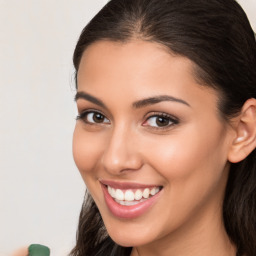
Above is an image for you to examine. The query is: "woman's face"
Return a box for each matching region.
[73,40,234,248]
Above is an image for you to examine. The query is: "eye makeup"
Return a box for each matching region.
[143,112,179,130]
[76,109,110,125]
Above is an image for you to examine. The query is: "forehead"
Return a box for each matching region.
[78,40,196,86]
[77,40,218,112]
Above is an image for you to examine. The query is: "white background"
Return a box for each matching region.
[0,1,255,255]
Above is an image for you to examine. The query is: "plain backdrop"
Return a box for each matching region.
[0,1,255,255]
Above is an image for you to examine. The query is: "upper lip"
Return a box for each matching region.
[99,179,162,189]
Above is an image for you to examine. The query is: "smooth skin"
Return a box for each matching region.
[73,40,256,256]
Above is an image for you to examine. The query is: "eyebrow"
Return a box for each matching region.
[75,91,106,108]
[75,91,190,109]
[132,95,190,108]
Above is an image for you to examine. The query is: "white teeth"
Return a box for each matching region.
[124,190,135,201]
[115,189,124,201]
[111,188,116,198]
[108,186,116,198]
[142,188,150,198]
[134,189,142,200]
[108,186,112,195]
[115,199,142,206]
[107,185,161,204]
[150,187,156,196]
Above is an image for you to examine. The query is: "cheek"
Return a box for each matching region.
[141,125,230,230]
[72,124,104,180]
[147,123,229,186]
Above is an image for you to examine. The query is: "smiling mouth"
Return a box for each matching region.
[100,181,163,218]
[106,185,162,206]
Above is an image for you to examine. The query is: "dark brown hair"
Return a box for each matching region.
[71,0,256,255]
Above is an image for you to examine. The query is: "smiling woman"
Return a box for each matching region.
[70,0,256,256]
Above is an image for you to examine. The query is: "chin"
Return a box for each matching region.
[106,226,156,247]
[111,236,147,247]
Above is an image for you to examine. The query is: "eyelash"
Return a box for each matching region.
[143,112,179,130]
[76,110,179,129]
[76,110,110,125]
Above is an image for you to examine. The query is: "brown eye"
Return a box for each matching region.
[77,111,110,124]
[92,113,105,123]
[87,112,110,124]
[155,116,170,127]
[143,114,178,128]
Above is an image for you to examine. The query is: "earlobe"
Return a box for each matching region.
[228,98,256,163]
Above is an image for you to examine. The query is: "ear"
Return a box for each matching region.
[228,98,256,163]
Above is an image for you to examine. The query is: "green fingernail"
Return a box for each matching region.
[28,244,50,256]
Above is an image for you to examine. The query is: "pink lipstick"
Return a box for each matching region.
[100,181,162,219]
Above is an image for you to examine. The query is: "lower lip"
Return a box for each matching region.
[101,184,162,219]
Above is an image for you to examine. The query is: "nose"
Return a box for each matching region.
[101,125,143,175]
